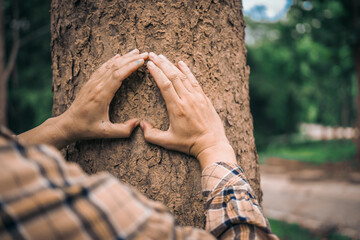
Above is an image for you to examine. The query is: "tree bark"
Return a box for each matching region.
[50,0,260,227]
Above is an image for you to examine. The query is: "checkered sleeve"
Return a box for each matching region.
[0,126,277,239]
[0,134,217,240]
[202,162,279,239]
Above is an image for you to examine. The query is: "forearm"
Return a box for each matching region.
[18,115,73,149]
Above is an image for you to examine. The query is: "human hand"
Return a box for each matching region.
[60,49,149,142]
[141,53,236,169]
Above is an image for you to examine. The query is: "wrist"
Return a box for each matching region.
[196,142,237,170]
[49,114,77,146]
[18,114,76,149]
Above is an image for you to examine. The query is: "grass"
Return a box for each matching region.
[269,219,352,240]
[258,140,356,165]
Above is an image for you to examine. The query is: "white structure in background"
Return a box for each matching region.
[243,0,293,45]
[243,0,288,19]
[300,123,357,140]
[243,0,292,21]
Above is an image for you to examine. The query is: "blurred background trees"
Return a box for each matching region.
[246,0,358,153]
[1,0,52,133]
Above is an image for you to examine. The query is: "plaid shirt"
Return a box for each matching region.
[0,127,278,239]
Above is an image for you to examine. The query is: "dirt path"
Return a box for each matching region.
[260,162,360,238]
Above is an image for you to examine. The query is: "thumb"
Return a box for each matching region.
[106,118,140,138]
[140,120,171,148]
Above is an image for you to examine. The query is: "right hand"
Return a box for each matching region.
[61,49,148,142]
[140,53,236,169]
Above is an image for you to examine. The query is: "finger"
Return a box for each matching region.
[99,54,122,71]
[92,50,142,83]
[113,49,139,66]
[123,48,140,57]
[177,61,204,94]
[147,60,180,104]
[88,54,121,83]
[140,120,172,148]
[97,53,148,101]
[102,49,139,71]
[149,53,189,97]
[114,56,146,79]
[111,51,148,71]
[105,118,140,138]
[104,57,146,97]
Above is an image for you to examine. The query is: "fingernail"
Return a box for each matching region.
[136,59,144,66]
[140,121,144,128]
[149,52,156,59]
[114,54,120,58]
[140,52,148,58]
[135,120,141,125]
[159,54,167,60]
[147,61,155,68]
[130,49,139,54]
[178,60,186,67]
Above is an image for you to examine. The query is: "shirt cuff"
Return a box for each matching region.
[201,162,241,195]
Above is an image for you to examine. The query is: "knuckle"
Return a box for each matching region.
[168,72,178,81]
[144,129,152,140]
[111,61,121,70]
[90,85,106,102]
[179,75,187,82]
[105,61,113,70]
[174,104,186,117]
[191,81,200,88]
[112,70,122,79]
[92,84,103,95]
[162,81,172,91]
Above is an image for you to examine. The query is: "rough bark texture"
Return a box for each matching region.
[51,0,260,227]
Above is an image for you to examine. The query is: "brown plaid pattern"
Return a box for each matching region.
[202,162,279,239]
[0,127,277,239]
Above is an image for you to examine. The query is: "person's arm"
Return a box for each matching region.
[18,49,149,149]
[141,53,278,239]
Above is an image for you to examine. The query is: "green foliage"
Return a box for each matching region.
[4,0,52,134]
[259,140,356,165]
[269,219,352,240]
[247,0,359,150]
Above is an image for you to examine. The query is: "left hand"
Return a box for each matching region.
[59,49,149,142]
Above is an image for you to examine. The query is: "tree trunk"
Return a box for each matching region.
[50,0,261,227]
